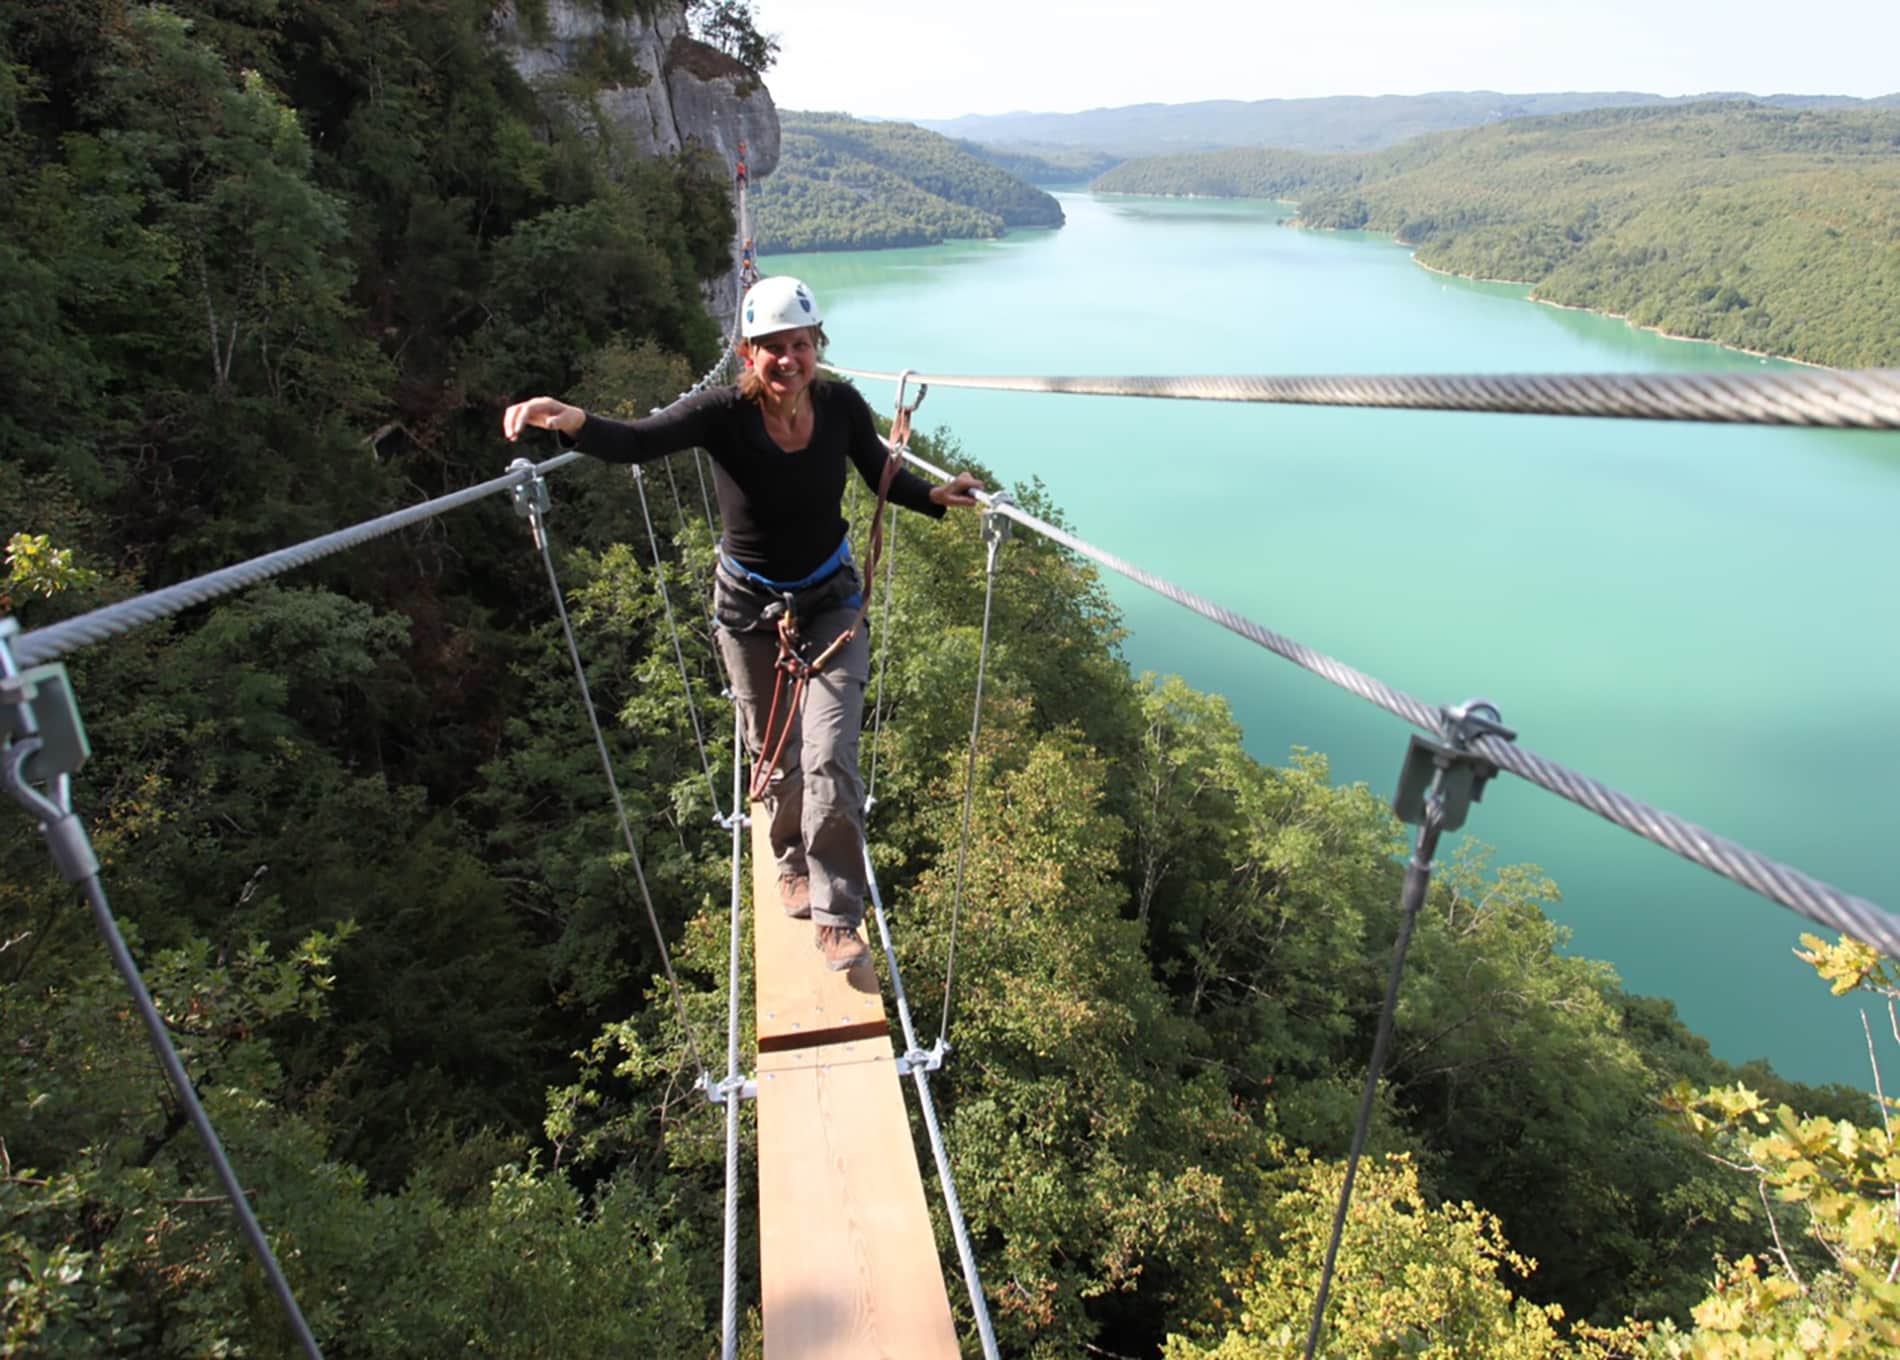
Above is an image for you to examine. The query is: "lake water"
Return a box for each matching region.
[766,192,1900,1090]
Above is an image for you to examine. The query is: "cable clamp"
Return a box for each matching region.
[714,809,750,832]
[981,492,1014,554]
[0,626,99,882]
[895,1038,949,1076]
[1392,697,1514,832]
[700,1071,757,1105]
[507,457,550,520]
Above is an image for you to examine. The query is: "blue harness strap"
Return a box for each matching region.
[720,536,861,609]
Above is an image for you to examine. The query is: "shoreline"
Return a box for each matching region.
[1404,251,1825,368]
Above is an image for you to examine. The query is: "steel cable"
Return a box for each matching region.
[720,707,746,1360]
[940,522,1003,1047]
[631,467,723,819]
[523,504,712,1086]
[826,366,1900,429]
[888,444,1900,956]
[12,453,584,667]
[859,837,1002,1360]
[865,502,900,811]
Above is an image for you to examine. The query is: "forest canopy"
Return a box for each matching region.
[1093,101,1900,367]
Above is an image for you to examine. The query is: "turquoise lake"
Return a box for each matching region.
[767,192,1900,1091]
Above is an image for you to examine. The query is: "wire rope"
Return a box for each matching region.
[522,500,712,1086]
[865,501,901,812]
[859,837,1002,1359]
[720,706,746,1360]
[631,467,723,819]
[885,443,1900,954]
[940,519,1004,1046]
[826,365,1900,429]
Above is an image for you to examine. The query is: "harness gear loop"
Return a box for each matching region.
[742,377,926,803]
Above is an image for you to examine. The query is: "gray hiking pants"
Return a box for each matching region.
[714,567,871,930]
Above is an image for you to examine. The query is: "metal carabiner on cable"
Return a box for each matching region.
[890,369,929,452]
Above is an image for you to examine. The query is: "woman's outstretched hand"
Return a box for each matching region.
[929,473,985,508]
[502,397,586,442]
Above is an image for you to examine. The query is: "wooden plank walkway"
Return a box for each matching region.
[750,807,959,1359]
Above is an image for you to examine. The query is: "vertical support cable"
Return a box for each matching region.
[631,466,722,818]
[861,839,1001,1360]
[721,705,747,1360]
[695,449,717,528]
[941,502,1010,1045]
[516,483,712,1087]
[865,502,900,811]
[1301,808,1441,1360]
[0,625,323,1360]
[1303,704,1506,1360]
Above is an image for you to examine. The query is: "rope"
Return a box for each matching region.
[694,449,717,528]
[859,836,1002,1359]
[83,869,326,1358]
[865,502,900,811]
[12,453,583,667]
[522,500,712,1087]
[940,517,1003,1047]
[632,467,723,819]
[886,443,1900,955]
[720,707,746,1360]
[825,366,1900,429]
[1303,809,1444,1360]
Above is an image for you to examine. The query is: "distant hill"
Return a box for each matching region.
[953,140,1121,186]
[1095,101,1900,367]
[920,90,1900,157]
[749,111,1064,252]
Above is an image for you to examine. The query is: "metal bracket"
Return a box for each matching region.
[896,1038,950,1077]
[1393,697,1514,833]
[0,664,90,787]
[981,492,1014,555]
[701,1071,757,1105]
[714,808,751,832]
[508,457,550,520]
[0,621,100,883]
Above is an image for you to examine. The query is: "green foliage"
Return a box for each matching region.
[1095,101,1900,366]
[750,111,1065,252]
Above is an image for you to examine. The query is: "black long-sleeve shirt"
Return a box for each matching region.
[575,382,943,582]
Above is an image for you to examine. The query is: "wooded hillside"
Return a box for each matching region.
[748,110,1065,251]
[1094,102,1900,367]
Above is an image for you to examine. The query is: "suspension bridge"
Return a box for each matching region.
[6,161,1900,1359]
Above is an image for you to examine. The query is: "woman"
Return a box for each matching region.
[502,276,983,972]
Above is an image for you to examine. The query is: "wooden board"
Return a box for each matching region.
[756,1038,960,1360]
[752,802,887,1052]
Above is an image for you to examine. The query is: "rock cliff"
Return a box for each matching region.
[490,1,780,330]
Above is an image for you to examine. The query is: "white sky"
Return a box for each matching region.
[746,0,1900,121]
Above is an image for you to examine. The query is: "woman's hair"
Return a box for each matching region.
[736,324,830,404]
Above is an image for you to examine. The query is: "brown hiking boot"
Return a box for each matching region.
[777,872,811,919]
[815,924,869,973]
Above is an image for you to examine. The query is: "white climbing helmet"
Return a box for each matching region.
[741,276,822,339]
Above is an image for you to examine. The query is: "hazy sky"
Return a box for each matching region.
[747,0,1900,121]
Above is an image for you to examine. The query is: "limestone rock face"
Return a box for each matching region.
[489,2,780,329]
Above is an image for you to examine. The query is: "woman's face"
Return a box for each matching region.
[745,327,819,405]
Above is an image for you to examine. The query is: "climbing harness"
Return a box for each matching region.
[740,374,924,804]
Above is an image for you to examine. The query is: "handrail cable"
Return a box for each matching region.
[631,464,723,820]
[12,452,582,668]
[0,632,325,1359]
[882,441,1900,955]
[940,502,1008,1046]
[864,500,900,812]
[826,365,1900,429]
[513,466,713,1087]
[860,835,1002,1359]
